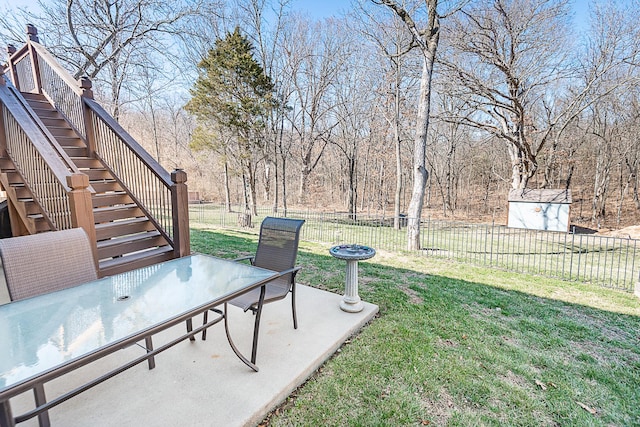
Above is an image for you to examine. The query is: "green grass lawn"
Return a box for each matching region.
[191,227,640,426]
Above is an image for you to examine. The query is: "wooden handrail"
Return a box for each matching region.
[0,83,72,192]
[85,98,173,186]
[30,42,84,97]
[0,81,77,230]
[3,80,89,178]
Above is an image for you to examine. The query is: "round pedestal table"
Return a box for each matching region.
[329,244,376,313]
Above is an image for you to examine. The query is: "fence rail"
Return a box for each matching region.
[190,204,639,292]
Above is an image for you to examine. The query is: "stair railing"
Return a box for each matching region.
[0,74,94,237]
[4,25,190,257]
[85,95,190,256]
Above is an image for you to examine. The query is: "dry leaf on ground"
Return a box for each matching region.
[577,401,597,415]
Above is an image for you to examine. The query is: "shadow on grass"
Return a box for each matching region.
[190,228,640,426]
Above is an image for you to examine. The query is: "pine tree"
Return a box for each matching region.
[186,27,278,215]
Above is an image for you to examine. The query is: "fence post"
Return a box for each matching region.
[171,169,190,257]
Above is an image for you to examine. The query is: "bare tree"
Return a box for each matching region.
[374,0,445,250]
[1,0,213,118]
[235,0,292,211]
[280,16,342,203]
[356,2,418,228]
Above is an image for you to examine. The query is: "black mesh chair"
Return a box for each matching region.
[202,217,304,368]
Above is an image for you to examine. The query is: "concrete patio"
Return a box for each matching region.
[10,285,378,427]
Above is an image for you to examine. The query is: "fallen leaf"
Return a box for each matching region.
[547,382,557,389]
[420,420,431,425]
[535,379,547,390]
[576,401,597,415]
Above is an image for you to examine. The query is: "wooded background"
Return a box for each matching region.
[2,0,639,231]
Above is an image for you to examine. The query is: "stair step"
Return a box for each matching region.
[27,214,51,233]
[72,158,103,169]
[28,103,56,114]
[55,136,85,147]
[38,117,67,127]
[63,147,89,157]
[12,185,31,199]
[32,108,61,119]
[98,246,174,277]
[93,204,143,223]
[47,126,77,138]
[97,231,167,259]
[93,192,131,208]
[95,217,156,240]
[22,200,41,215]
[0,157,15,170]
[5,171,25,185]
[21,93,47,101]
[84,169,112,181]
[90,181,122,193]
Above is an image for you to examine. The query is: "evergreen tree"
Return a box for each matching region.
[186,27,278,215]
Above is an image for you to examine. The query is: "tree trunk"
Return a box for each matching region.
[224,161,231,212]
[348,155,357,219]
[379,0,440,251]
[407,52,436,250]
[393,71,403,230]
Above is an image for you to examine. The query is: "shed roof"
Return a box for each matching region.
[508,189,572,204]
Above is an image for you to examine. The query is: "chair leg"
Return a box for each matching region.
[291,284,298,329]
[250,285,267,365]
[223,302,259,372]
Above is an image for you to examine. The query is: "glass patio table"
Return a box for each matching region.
[0,254,278,427]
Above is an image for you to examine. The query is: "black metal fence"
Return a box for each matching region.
[189,204,639,292]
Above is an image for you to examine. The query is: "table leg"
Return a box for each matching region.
[33,384,50,427]
[0,400,14,427]
[340,260,364,313]
[145,337,156,370]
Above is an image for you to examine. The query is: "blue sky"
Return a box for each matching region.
[294,0,593,31]
[3,0,595,34]
[293,0,348,19]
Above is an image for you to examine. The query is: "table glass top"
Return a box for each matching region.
[0,254,276,391]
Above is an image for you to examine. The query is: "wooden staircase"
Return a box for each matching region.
[15,93,176,275]
[0,26,189,277]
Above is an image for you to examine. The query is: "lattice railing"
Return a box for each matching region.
[13,53,36,93]
[30,43,87,138]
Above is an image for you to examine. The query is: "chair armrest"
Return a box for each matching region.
[232,255,255,264]
[274,266,302,278]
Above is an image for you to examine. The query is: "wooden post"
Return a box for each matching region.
[80,76,97,154]
[171,169,190,257]
[26,25,42,94]
[0,76,6,156]
[67,173,98,270]
[6,45,18,90]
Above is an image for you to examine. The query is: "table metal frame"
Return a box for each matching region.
[0,254,277,427]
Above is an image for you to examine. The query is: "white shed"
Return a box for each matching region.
[507,189,572,232]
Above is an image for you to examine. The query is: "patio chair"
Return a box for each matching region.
[0,228,98,303]
[202,216,305,367]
